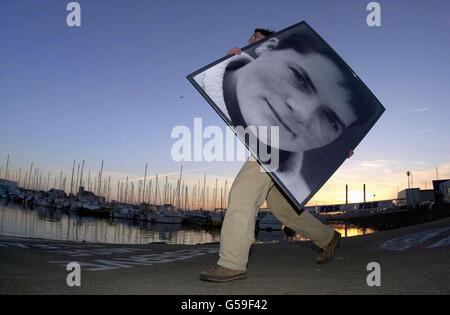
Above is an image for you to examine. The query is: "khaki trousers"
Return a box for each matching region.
[218,159,334,271]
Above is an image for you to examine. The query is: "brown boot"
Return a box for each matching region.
[316,231,341,264]
[199,265,247,282]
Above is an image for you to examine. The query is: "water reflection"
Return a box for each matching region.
[0,201,376,245]
[332,223,376,238]
[0,202,220,245]
[254,224,376,243]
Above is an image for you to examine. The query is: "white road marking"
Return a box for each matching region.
[380,227,450,251]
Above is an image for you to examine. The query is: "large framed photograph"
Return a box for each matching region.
[187,21,385,211]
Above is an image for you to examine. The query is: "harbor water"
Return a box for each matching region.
[0,201,376,245]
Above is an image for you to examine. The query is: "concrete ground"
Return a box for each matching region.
[0,217,449,295]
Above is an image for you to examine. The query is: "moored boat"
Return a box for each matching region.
[77,203,110,218]
[153,204,183,224]
[184,209,209,226]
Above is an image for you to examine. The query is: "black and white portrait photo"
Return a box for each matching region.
[188,21,385,210]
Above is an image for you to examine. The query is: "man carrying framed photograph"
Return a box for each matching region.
[199,28,354,282]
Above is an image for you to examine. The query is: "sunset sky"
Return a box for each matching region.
[1,0,449,207]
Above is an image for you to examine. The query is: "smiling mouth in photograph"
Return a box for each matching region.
[264,98,296,137]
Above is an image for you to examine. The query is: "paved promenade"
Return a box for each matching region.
[1,217,449,294]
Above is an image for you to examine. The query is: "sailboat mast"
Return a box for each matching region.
[75,163,80,194]
[46,171,50,191]
[164,176,168,204]
[117,180,120,202]
[177,165,183,208]
[70,159,75,195]
[98,160,104,196]
[107,176,111,202]
[148,179,152,204]
[28,162,33,189]
[125,176,128,204]
[131,182,134,204]
[138,180,142,205]
[5,154,9,180]
[142,162,148,203]
[215,178,218,210]
[79,160,85,189]
[18,168,21,187]
[224,179,228,208]
[155,174,159,205]
[202,172,206,210]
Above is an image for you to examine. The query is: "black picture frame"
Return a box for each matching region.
[187,21,385,212]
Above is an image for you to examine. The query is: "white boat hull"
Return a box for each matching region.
[153,215,183,224]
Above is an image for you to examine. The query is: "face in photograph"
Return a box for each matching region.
[234,45,358,153]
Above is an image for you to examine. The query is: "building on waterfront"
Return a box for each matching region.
[433,179,449,203]
[419,189,435,204]
[305,200,397,215]
[432,179,450,204]
[397,182,449,208]
[441,181,450,202]
[398,188,421,208]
